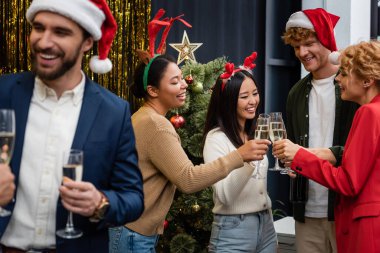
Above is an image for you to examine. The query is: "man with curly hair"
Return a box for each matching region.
[282,8,358,253]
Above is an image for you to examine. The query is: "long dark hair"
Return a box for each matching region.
[203,70,260,148]
[130,54,176,99]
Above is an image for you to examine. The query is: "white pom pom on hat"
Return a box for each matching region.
[328,51,341,65]
[26,0,117,74]
[90,56,112,74]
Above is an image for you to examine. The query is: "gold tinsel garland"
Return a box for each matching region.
[0,0,150,110]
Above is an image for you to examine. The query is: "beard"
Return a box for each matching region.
[31,46,81,81]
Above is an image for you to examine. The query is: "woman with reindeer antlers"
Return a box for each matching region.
[203,53,277,253]
[109,9,271,253]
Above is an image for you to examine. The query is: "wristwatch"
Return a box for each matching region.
[89,192,110,222]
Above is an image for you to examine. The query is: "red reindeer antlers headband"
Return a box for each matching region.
[157,14,191,55]
[137,9,192,63]
[137,9,192,91]
[220,52,258,91]
[241,52,258,71]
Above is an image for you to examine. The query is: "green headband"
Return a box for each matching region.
[143,54,160,91]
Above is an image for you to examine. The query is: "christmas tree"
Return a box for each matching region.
[157,57,226,253]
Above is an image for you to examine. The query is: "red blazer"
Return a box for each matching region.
[291,95,380,253]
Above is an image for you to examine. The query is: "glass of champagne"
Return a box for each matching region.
[269,112,287,172]
[279,130,291,175]
[0,109,16,217]
[252,114,270,179]
[56,149,83,239]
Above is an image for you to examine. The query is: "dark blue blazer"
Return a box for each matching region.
[0,72,144,252]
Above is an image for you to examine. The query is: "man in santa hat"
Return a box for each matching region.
[282,8,358,253]
[0,0,144,252]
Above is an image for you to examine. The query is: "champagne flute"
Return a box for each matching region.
[279,130,291,174]
[0,109,16,217]
[56,149,83,239]
[252,114,270,179]
[268,112,287,172]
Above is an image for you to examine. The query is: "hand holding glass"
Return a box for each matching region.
[252,114,270,179]
[56,149,83,239]
[0,109,15,217]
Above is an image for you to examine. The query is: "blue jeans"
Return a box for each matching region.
[209,210,277,252]
[109,226,159,253]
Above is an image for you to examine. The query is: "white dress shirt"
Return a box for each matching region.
[1,73,85,249]
[305,74,336,218]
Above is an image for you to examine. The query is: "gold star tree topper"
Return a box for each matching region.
[169,30,202,65]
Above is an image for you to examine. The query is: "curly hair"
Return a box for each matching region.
[282,27,317,45]
[340,40,380,83]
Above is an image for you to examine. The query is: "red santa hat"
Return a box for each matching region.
[26,0,117,74]
[285,8,340,52]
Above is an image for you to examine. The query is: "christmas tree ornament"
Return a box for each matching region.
[191,202,201,212]
[163,220,169,229]
[170,114,185,129]
[185,74,194,85]
[169,30,203,65]
[191,82,203,94]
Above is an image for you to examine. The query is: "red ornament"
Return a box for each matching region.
[170,114,185,129]
[163,220,169,229]
[184,74,193,85]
